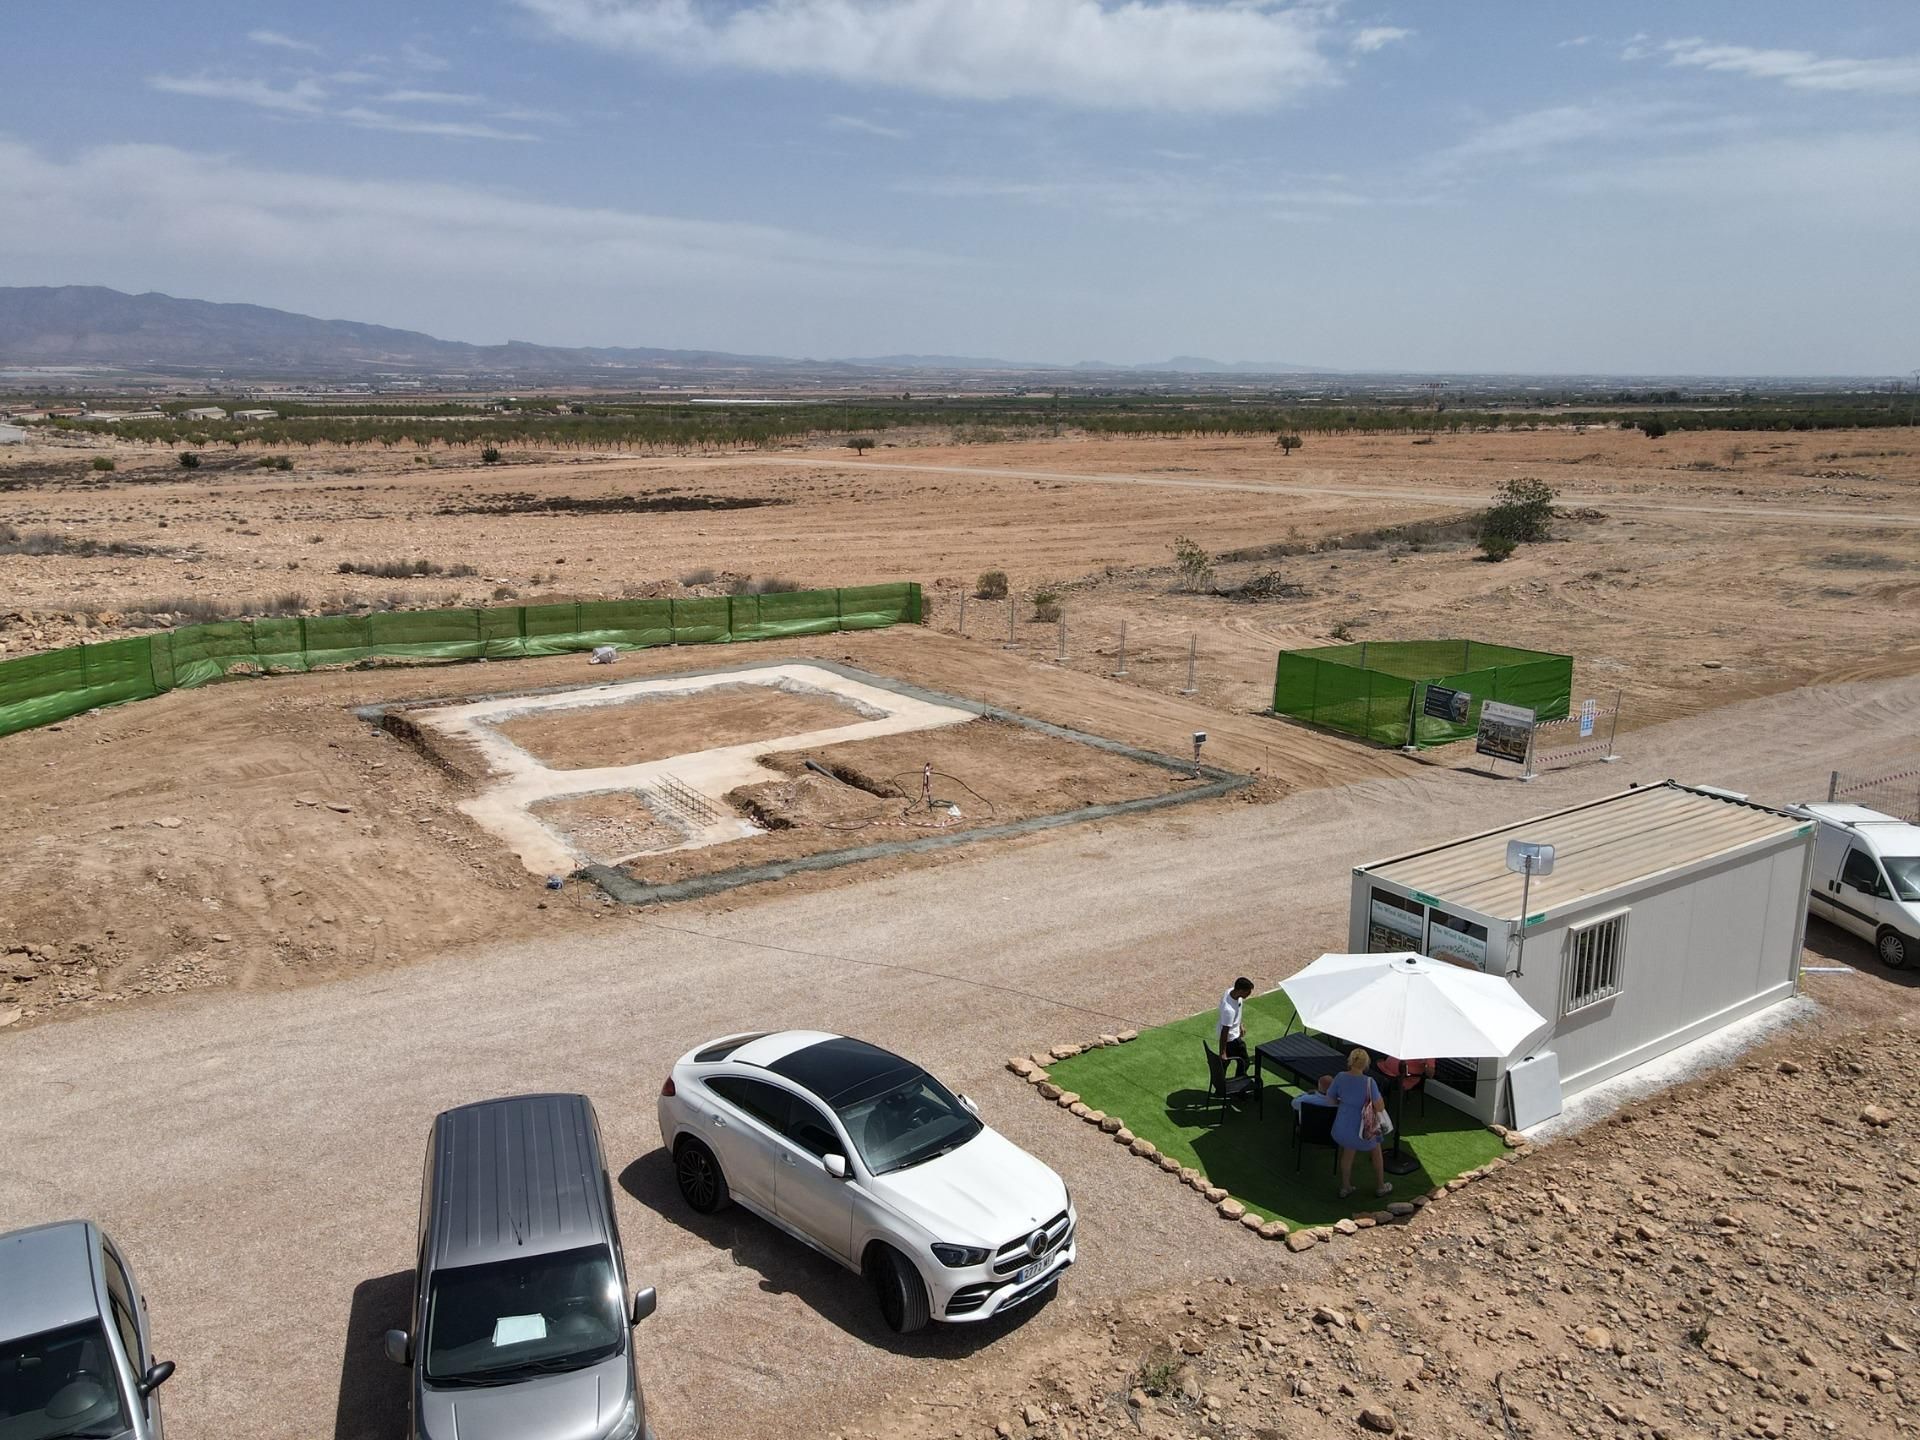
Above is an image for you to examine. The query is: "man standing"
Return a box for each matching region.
[1218,976,1255,1079]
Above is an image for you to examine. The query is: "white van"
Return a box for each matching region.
[1788,804,1920,968]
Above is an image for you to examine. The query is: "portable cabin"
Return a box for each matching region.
[1348,781,1816,1124]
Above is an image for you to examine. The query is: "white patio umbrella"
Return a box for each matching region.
[1279,952,1549,1172]
[1281,951,1547,1060]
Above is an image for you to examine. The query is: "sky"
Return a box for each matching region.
[2,1,1917,374]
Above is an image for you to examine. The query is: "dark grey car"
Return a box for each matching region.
[385,1093,656,1440]
[0,1219,176,1440]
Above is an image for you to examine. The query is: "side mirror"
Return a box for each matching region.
[383,1329,412,1366]
[823,1153,849,1180]
[958,1094,980,1117]
[630,1286,657,1326]
[138,1360,175,1396]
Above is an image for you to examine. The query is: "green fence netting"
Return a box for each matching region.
[1272,639,1571,748]
[0,582,923,740]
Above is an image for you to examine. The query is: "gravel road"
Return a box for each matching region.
[3,673,1913,1440]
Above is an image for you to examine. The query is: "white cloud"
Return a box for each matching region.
[382,89,485,106]
[149,71,539,140]
[1433,100,1732,169]
[247,29,320,54]
[827,113,911,139]
[1350,26,1409,54]
[515,0,1342,113]
[0,137,946,299]
[1660,39,1920,97]
[150,73,329,115]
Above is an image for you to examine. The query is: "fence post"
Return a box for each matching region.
[1115,620,1127,676]
[1827,770,1839,803]
[1603,688,1621,762]
[1181,635,1197,695]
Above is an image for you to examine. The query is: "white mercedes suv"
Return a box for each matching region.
[658,1030,1075,1333]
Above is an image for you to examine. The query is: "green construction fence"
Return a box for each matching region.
[0,582,924,740]
[1272,639,1572,748]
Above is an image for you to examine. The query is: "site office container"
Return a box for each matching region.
[1347,782,1817,1125]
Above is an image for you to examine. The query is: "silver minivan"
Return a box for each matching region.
[385,1093,657,1440]
[0,1219,176,1440]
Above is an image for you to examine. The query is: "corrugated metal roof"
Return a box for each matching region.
[1363,782,1805,921]
[430,1093,607,1269]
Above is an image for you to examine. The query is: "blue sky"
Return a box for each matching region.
[4,1,1917,372]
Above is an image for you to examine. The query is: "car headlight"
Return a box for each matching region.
[931,1243,991,1268]
[605,1396,642,1440]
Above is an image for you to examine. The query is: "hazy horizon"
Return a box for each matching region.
[3,2,1917,374]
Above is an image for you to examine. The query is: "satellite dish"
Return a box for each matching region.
[1506,840,1555,876]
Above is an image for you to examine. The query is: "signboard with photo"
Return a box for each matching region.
[1427,909,1489,971]
[1368,888,1425,953]
[1475,699,1536,764]
[1422,684,1471,723]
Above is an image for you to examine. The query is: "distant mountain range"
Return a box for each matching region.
[0,286,1317,381]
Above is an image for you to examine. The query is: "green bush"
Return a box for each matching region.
[975,569,1008,600]
[1172,534,1214,592]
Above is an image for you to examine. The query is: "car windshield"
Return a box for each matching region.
[0,1319,133,1440]
[837,1070,983,1175]
[1887,855,1920,902]
[425,1246,623,1384]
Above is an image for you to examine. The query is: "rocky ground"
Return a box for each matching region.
[834,1016,1915,1440]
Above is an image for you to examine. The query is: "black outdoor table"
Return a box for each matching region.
[1252,1033,1348,1118]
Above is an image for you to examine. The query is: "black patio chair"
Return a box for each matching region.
[1203,1044,1256,1120]
[1291,1097,1340,1173]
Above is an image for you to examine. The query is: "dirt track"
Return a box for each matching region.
[2,672,1913,1440]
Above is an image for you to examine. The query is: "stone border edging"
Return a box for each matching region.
[1008,1033,1534,1251]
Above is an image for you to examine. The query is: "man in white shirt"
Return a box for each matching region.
[1217,976,1255,1079]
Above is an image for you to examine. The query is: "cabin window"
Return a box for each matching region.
[1561,911,1627,1015]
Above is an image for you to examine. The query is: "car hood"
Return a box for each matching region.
[872,1126,1067,1248]
[419,1354,630,1440]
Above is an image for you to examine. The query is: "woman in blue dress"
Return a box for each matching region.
[1328,1047,1393,1199]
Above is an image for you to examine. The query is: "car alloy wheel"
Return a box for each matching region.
[675,1139,729,1213]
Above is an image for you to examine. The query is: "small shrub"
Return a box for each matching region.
[679,566,718,586]
[974,569,1009,600]
[1030,586,1062,622]
[481,446,502,464]
[1172,534,1214,592]
[1136,1345,1181,1397]
[1479,533,1518,562]
[178,451,201,469]
[90,457,116,472]
[337,557,445,578]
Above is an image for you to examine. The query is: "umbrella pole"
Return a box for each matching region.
[1384,1075,1419,1175]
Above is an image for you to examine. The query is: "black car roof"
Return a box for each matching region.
[762,1036,922,1108]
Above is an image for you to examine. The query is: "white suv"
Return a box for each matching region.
[658,1031,1075,1333]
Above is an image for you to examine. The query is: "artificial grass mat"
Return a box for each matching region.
[1045,991,1505,1230]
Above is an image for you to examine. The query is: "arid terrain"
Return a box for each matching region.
[1,423,1917,1440]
